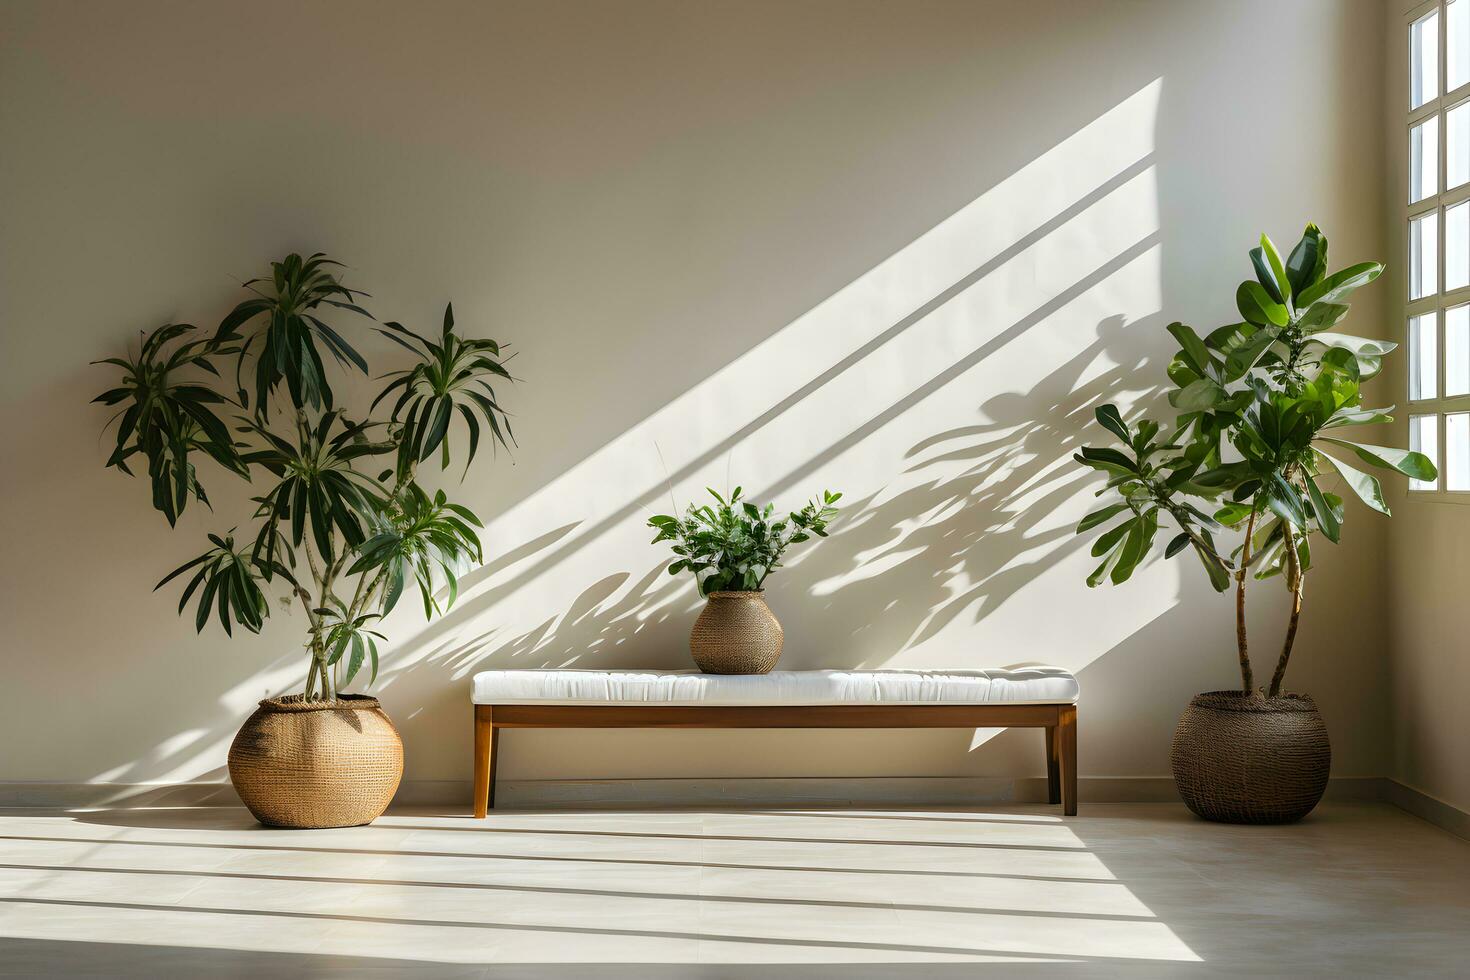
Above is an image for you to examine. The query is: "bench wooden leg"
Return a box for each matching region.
[1058,703,1077,816]
[1044,724,1061,805]
[473,705,499,817]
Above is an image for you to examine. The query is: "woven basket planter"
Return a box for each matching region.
[1171,691,1330,824]
[689,591,784,674]
[227,694,404,829]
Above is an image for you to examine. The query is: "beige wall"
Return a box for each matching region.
[1385,0,1470,816]
[1,0,1396,795]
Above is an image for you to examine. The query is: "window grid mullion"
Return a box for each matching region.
[1442,182,1470,208]
[1411,2,1453,496]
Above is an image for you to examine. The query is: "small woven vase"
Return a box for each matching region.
[1171,691,1330,824]
[228,694,403,829]
[689,591,784,674]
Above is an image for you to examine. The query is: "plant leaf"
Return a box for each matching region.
[1296,261,1383,308]
[1315,449,1389,515]
[1318,439,1437,480]
[1236,280,1288,327]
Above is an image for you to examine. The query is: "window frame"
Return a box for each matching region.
[1406,0,1470,499]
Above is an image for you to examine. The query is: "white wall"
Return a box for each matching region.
[0,0,1394,796]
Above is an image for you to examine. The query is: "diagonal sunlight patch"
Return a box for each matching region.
[96,80,1182,793]
[375,79,1172,693]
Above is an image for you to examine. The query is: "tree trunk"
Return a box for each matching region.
[1269,524,1305,697]
[1235,506,1258,694]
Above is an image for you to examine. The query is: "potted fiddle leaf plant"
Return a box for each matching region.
[93,252,516,828]
[1073,223,1433,824]
[648,487,841,673]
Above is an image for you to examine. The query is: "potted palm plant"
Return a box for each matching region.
[93,252,515,828]
[1074,224,1433,824]
[648,487,840,673]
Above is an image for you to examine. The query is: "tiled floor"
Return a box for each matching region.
[0,803,1466,977]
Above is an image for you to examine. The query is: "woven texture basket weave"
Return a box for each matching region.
[1171,691,1330,824]
[228,694,403,829]
[689,591,784,674]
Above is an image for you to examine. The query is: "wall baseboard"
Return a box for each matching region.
[481,775,1394,808]
[0,774,1391,810]
[1383,779,1470,841]
[0,782,243,809]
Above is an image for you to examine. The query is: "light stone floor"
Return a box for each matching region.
[0,802,1466,978]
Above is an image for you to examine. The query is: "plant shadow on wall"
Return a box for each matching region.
[362,77,1168,695]
[72,80,1169,790]
[377,279,1167,695]
[380,310,1166,702]
[797,314,1169,662]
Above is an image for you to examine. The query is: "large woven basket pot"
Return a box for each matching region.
[690,591,784,674]
[227,694,403,829]
[1171,691,1330,825]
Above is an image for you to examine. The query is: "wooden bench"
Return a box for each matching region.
[471,667,1079,816]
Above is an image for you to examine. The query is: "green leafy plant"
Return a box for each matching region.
[94,253,516,700]
[92,323,248,525]
[214,251,373,415]
[648,487,842,596]
[371,304,514,480]
[1074,224,1434,697]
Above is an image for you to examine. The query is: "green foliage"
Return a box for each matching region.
[347,482,484,618]
[241,410,394,568]
[319,603,385,689]
[214,252,372,416]
[93,323,247,525]
[648,487,841,596]
[1073,412,1229,593]
[94,252,516,701]
[154,532,294,637]
[371,303,514,480]
[1073,224,1433,695]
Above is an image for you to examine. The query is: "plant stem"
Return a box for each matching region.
[1235,505,1258,694]
[304,545,327,600]
[294,564,328,701]
[1270,522,1305,697]
[754,548,785,590]
[344,566,375,621]
[1158,497,1231,575]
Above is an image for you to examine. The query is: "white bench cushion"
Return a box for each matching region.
[471,668,1078,706]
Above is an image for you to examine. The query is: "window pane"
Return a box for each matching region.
[1450,202,1470,291]
[1412,116,1440,202]
[1411,210,1439,299]
[1448,413,1470,491]
[1414,9,1441,109]
[1410,414,1439,491]
[1452,0,1469,91]
[1410,312,1438,400]
[1447,304,1470,395]
[1450,101,1470,189]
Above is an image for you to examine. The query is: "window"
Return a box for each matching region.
[1446,303,1470,394]
[1413,7,1441,109]
[1411,312,1438,400]
[1447,411,1470,489]
[1412,115,1439,201]
[1410,414,1440,490]
[1405,1,1470,496]
[1447,99,1469,187]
